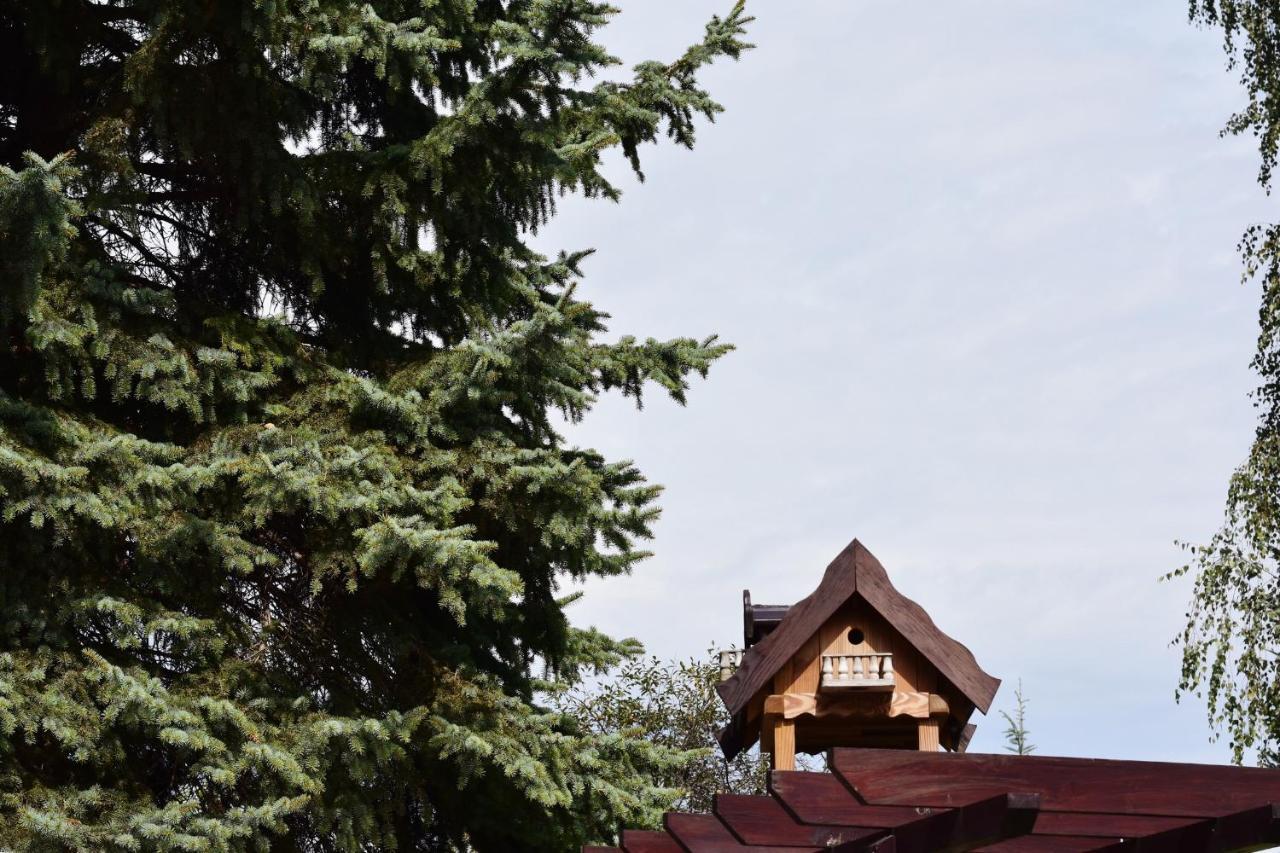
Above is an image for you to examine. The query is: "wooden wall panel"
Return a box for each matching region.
[789,635,821,694]
[772,659,794,695]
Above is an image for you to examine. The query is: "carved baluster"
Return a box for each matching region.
[851,656,864,680]
[838,655,850,681]
[822,656,833,682]
[881,654,894,682]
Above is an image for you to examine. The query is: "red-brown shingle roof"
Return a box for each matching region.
[585,748,1280,852]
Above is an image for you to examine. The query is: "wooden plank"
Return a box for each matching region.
[833,748,1280,818]
[620,829,684,852]
[714,794,881,848]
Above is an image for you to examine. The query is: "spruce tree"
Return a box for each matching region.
[999,680,1034,756]
[0,1,750,849]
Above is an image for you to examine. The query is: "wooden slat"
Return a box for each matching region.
[769,771,948,829]
[833,749,1280,818]
[664,812,818,852]
[715,794,881,848]
[621,829,684,852]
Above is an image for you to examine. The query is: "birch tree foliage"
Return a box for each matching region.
[1175,0,1280,766]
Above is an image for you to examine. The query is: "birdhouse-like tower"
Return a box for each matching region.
[715,539,999,770]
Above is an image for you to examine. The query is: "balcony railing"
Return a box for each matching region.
[718,649,744,681]
[821,653,894,689]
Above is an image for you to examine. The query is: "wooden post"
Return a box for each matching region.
[773,718,796,770]
[918,718,940,752]
[771,656,796,770]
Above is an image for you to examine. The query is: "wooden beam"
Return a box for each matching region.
[763,691,944,721]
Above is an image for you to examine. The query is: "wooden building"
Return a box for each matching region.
[716,539,998,769]
[582,538,1280,852]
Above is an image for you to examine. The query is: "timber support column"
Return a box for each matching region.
[918,717,940,751]
[772,717,796,770]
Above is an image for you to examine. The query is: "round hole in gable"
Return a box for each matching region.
[847,628,865,645]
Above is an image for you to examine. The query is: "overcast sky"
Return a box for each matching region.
[538,1,1270,763]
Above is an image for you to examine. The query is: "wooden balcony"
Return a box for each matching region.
[821,653,894,690]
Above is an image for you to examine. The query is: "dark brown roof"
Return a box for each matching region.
[584,748,1280,852]
[715,539,1000,758]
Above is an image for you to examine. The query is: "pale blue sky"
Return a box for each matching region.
[540,1,1270,763]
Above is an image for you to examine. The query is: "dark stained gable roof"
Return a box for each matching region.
[583,748,1280,852]
[714,539,1000,758]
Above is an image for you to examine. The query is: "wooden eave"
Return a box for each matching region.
[715,538,999,758]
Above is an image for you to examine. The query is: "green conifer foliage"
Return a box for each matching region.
[0,2,750,849]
